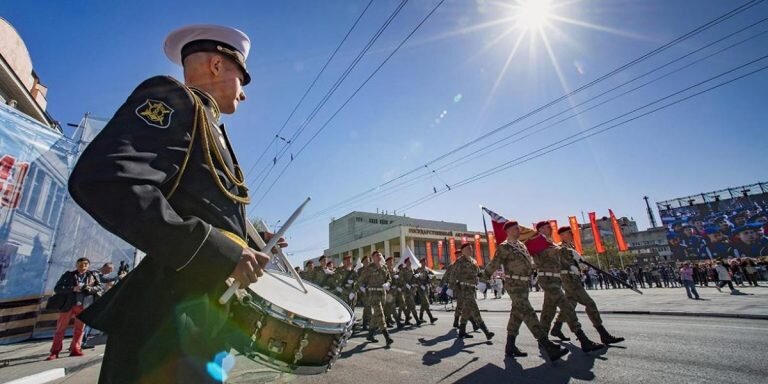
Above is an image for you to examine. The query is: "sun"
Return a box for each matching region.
[515,0,553,31]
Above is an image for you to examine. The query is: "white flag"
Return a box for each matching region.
[395,247,422,270]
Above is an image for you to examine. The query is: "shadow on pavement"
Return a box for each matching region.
[418,329,458,347]
[421,339,488,367]
[449,343,606,383]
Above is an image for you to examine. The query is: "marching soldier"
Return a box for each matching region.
[384,256,403,329]
[552,227,625,345]
[484,221,568,360]
[445,250,478,331]
[454,243,494,340]
[534,222,603,353]
[331,255,358,309]
[358,251,394,346]
[400,259,424,326]
[358,255,372,330]
[312,256,331,289]
[416,258,438,324]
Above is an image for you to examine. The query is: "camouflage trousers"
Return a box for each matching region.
[361,291,371,324]
[367,291,387,331]
[458,287,485,328]
[417,287,433,320]
[538,276,582,333]
[384,291,398,322]
[402,287,419,321]
[504,280,546,339]
[558,275,602,327]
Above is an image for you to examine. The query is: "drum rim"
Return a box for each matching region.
[241,271,355,333]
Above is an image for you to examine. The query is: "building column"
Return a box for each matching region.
[358,247,364,262]
[384,239,391,258]
[399,227,407,258]
[408,239,415,254]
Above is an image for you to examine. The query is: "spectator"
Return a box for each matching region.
[81,262,117,350]
[743,258,759,286]
[679,262,700,300]
[46,258,101,360]
[715,260,744,295]
[117,260,130,276]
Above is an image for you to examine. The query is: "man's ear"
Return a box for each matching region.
[209,54,224,77]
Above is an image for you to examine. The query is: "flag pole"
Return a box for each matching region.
[480,205,491,242]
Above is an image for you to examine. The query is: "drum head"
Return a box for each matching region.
[247,270,352,324]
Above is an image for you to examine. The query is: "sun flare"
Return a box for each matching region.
[515,0,552,31]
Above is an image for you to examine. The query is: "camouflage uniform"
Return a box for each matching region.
[556,242,602,327]
[535,243,582,333]
[330,266,358,310]
[415,265,437,323]
[399,265,421,324]
[453,256,493,339]
[358,261,393,345]
[443,260,463,327]
[484,240,546,339]
[391,266,407,323]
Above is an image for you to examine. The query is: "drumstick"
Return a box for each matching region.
[219,197,311,304]
[253,219,309,294]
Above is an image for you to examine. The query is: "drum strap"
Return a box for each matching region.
[219,229,248,248]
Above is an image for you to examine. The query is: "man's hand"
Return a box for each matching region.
[73,285,82,293]
[260,231,288,251]
[231,248,270,287]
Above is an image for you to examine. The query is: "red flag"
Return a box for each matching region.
[482,206,509,244]
[481,206,537,244]
[568,216,583,255]
[426,241,433,269]
[609,209,629,251]
[549,220,561,243]
[589,212,605,254]
[449,238,456,263]
[474,234,483,266]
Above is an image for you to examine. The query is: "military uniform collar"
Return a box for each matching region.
[188,86,221,121]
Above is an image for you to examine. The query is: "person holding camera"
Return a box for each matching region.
[46,257,102,360]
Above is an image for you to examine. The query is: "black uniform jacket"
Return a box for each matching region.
[68,76,253,334]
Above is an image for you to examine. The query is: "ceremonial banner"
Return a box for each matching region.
[589,212,606,254]
[487,232,497,259]
[448,237,456,263]
[549,220,561,243]
[425,241,433,269]
[437,240,444,266]
[609,209,629,251]
[568,216,584,254]
[474,234,482,266]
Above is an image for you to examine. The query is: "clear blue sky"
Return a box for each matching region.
[3,0,767,263]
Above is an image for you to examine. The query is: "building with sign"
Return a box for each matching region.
[322,211,491,269]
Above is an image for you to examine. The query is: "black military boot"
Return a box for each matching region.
[480,324,495,340]
[596,325,625,345]
[550,321,571,341]
[396,319,404,330]
[575,330,605,352]
[382,329,394,347]
[537,336,569,362]
[366,329,379,343]
[505,335,528,357]
[430,314,438,324]
[458,324,474,339]
[453,315,460,329]
[470,318,479,332]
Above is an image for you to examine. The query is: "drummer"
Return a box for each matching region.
[68,25,284,382]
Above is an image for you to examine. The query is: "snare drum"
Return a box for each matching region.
[228,270,355,375]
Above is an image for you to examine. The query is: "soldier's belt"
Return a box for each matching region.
[504,274,529,281]
[539,272,561,277]
[459,282,477,288]
[560,270,580,275]
[368,287,385,292]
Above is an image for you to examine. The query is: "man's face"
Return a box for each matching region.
[461,245,473,258]
[102,264,114,274]
[210,55,247,114]
[673,224,683,232]
[683,227,693,237]
[707,232,723,243]
[306,263,314,271]
[372,252,382,265]
[386,258,393,267]
[76,260,89,274]
[738,229,758,245]
[560,231,573,243]
[363,258,370,266]
[506,226,520,239]
[694,221,704,230]
[343,258,352,268]
[539,225,552,237]
[735,216,747,226]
